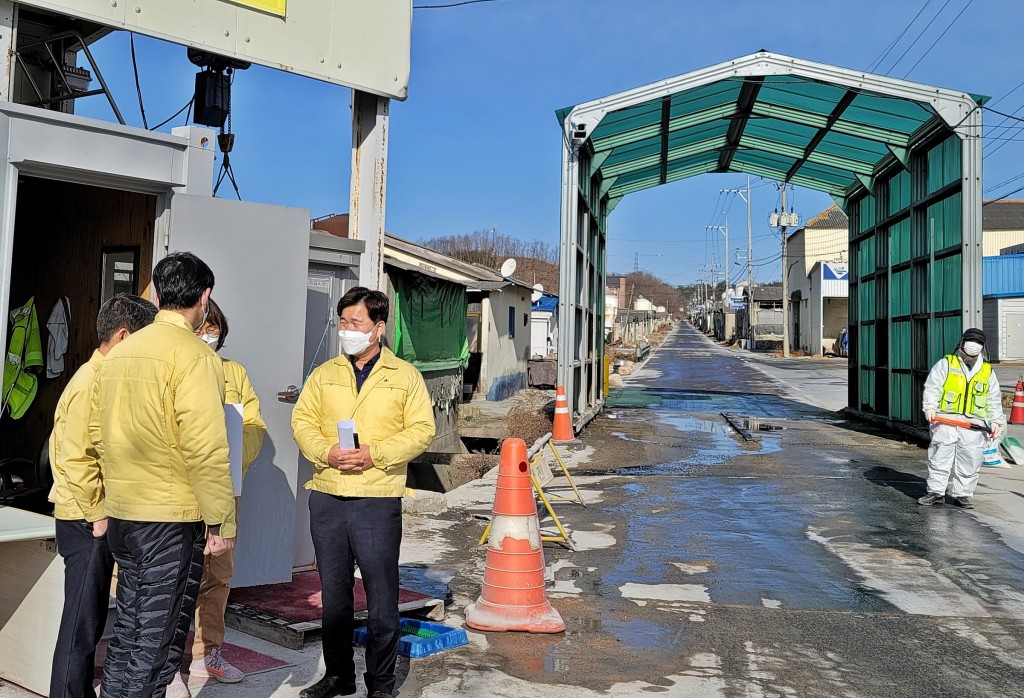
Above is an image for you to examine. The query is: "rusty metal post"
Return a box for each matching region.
[349,89,389,291]
[0,2,17,103]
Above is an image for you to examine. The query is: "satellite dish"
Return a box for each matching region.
[500,258,517,278]
[531,283,545,302]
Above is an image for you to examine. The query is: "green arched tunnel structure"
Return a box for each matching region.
[556,51,985,431]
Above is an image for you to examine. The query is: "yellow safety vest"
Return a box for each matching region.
[939,354,992,418]
[2,297,43,419]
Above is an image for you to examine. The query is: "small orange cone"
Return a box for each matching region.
[1011,378,1024,425]
[465,438,565,634]
[551,385,575,443]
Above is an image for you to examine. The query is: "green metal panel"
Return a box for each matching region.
[891,269,911,316]
[929,316,963,367]
[887,171,910,215]
[857,196,876,233]
[891,373,912,421]
[889,219,910,265]
[857,236,877,278]
[859,366,876,409]
[891,320,912,369]
[926,135,961,195]
[859,278,876,321]
[933,254,963,313]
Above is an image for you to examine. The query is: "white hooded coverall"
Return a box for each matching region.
[922,356,1004,497]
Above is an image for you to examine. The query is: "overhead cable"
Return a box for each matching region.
[867,0,934,73]
[901,0,974,78]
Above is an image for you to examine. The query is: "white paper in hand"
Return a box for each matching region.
[225,403,244,496]
[337,419,356,450]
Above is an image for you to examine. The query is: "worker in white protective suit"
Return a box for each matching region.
[919,328,1005,509]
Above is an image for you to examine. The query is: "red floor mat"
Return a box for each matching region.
[229,571,437,624]
[94,632,289,676]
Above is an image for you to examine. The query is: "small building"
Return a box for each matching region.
[380,233,533,402]
[980,200,1024,256]
[785,205,849,355]
[531,294,558,359]
[804,262,850,356]
[605,277,625,341]
[740,286,784,343]
[785,201,1024,356]
[982,254,1024,362]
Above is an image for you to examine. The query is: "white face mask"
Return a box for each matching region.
[962,340,983,357]
[339,327,377,356]
[200,334,220,349]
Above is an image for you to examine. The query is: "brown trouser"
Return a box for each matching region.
[192,500,239,658]
[192,544,234,658]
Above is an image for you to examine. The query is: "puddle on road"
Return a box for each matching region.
[610,413,781,475]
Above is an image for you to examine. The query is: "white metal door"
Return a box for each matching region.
[1006,314,1024,361]
[168,194,308,588]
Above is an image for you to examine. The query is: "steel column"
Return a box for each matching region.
[960,107,984,331]
[557,128,579,423]
[349,90,389,291]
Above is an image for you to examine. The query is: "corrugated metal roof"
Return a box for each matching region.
[983,254,1024,297]
[384,257,472,286]
[982,200,1024,231]
[804,204,848,229]
[557,52,984,207]
[752,286,784,302]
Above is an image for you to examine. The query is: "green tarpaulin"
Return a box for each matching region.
[390,267,469,372]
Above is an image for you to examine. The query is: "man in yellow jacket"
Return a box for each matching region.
[49,294,157,698]
[64,251,237,698]
[165,298,265,697]
[292,287,435,698]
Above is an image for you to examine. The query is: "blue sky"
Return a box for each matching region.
[77,0,1024,286]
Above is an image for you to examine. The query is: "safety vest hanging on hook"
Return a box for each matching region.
[2,297,44,419]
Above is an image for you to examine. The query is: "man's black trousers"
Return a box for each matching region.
[50,519,115,698]
[100,519,205,698]
[309,492,403,696]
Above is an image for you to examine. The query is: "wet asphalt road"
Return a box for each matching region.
[407,323,1024,698]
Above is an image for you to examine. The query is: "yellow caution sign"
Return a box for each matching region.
[227,0,286,16]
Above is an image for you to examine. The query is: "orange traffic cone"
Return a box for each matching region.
[1011,378,1024,425]
[465,438,565,634]
[551,385,575,443]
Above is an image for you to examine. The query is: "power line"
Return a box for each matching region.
[414,0,506,7]
[867,0,934,73]
[130,33,149,129]
[884,0,952,75]
[984,183,1024,205]
[984,171,1024,195]
[149,97,194,131]
[901,0,973,78]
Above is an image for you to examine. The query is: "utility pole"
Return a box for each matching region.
[746,176,755,349]
[723,213,729,290]
[780,183,791,358]
[725,178,756,348]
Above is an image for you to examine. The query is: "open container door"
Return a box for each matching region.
[167,194,308,587]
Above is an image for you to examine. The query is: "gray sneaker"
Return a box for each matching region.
[918,492,945,506]
[952,496,975,509]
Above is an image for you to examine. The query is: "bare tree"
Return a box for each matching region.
[423,229,560,294]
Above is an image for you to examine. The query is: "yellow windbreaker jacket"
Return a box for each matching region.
[223,358,266,473]
[64,310,237,537]
[49,349,103,521]
[291,346,435,498]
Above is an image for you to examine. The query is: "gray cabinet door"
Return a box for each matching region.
[168,194,309,588]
